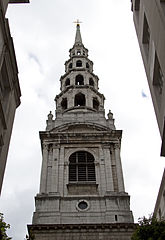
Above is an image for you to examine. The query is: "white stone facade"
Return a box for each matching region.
[29,24,134,240]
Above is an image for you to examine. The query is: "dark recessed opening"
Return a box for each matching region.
[78,201,88,210]
[65,78,70,86]
[93,97,99,110]
[75,75,84,85]
[61,98,67,110]
[75,93,85,107]
[69,63,72,69]
[89,78,94,86]
[76,60,82,67]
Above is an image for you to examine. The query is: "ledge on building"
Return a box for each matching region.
[9,0,30,3]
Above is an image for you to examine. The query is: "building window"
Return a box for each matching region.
[61,98,67,110]
[75,74,84,85]
[89,78,94,86]
[134,0,140,11]
[160,0,165,12]
[65,78,70,86]
[76,60,82,67]
[153,53,164,94]
[142,14,150,56]
[159,208,162,220]
[75,93,85,106]
[69,151,96,182]
[77,50,81,55]
[93,97,99,110]
[0,60,11,110]
[86,63,89,69]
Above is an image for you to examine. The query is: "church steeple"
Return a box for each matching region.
[74,23,83,45]
[28,25,135,240]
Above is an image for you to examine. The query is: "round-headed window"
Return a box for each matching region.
[75,74,84,85]
[76,60,82,67]
[69,151,96,182]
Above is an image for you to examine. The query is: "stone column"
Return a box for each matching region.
[39,144,48,194]
[114,143,125,192]
[103,146,114,192]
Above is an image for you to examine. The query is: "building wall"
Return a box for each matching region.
[131,0,165,156]
[154,169,165,220]
[0,0,29,195]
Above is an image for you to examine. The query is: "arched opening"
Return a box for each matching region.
[75,93,85,107]
[93,97,99,110]
[75,74,84,85]
[69,63,72,69]
[89,78,94,86]
[69,151,96,182]
[76,60,82,67]
[86,62,89,69]
[77,50,81,55]
[65,78,70,86]
[61,98,67,110]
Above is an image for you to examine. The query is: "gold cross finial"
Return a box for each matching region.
[73,19,82,26]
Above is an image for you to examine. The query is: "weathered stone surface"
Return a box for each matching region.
[28,223,136,240]
[28,24,135,239]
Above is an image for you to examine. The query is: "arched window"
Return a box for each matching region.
[75,74,84,85]
[86,63,89,69]
[89,78,94,86]
[65,78,70,86]
[76,60,82,67]
[69,151,96,182]
[61,98,67,110]
[93,97,99,110]
[77,50,81,55]
[75,93,85,107]
[69,63,72,69]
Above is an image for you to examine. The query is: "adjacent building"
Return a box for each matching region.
[0,0,29,195]
[154,168,165,220]
[27,24,136,240]
[131,0,165,156]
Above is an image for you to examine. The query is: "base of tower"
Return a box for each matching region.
[27,223,137,240]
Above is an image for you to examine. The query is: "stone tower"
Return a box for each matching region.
[28,24,135,240]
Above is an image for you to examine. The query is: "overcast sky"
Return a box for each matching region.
[0,0,164,240]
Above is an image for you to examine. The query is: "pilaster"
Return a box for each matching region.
[114,143,125,192]
[51,145,60,193]
[103,146,114,192]
[39,144,49,194]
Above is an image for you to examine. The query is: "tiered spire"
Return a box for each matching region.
[74,23,82,45]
